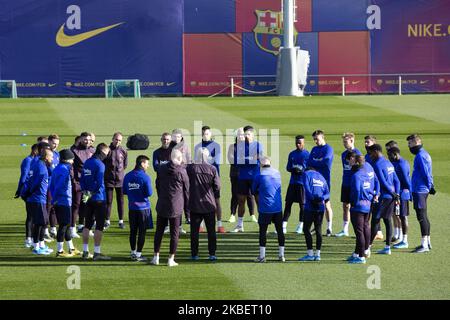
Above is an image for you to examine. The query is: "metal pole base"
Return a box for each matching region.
[277,48,302,97]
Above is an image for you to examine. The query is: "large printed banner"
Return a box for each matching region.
[1,0,449,96]
[0,0,183,96]
[370,0,450,93]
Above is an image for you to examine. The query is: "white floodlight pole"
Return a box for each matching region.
[277,0,301,96]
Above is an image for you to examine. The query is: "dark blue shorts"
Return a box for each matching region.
[27,202,48,226]
[340,185,351,203]
[55,205,72,225]
[413,193,428,210]
[258,212,282,225]
[399,200,409,217]
[129,208,153,230]
[375,198,395,219]
[237,179,253,196]
[285,184,305,204]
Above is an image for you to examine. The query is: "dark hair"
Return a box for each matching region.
[406,133,421,141]
[385,140,398,149]
[355,155,365,167]
[95,143,109,154]
[243,125,254,132]
[37,142,51,154]
[135,155,150,168]
[345,150,358,161]
[387,146,401,161]
[30,144,39,157]
[367,144,382,153]
[201,126,211,132]
[48,134,60,141]
[36,135,48,142]
[74,135,80,144]
[80,132,90,138]
[295,135,305,140]
[312,130,324,137]
[113,132,123,138]
[39,148,52,160]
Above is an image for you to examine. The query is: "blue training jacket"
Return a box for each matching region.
[307,144,333,188]
[16,155,34,196]
[350,167,376,214]
[123,169,153,210]
[302,170,330,213]
[80,156,106,202]
[391,157,412,201]
[25,159,49,204]
[49,162,72,207]
[286,149,310,185]
[194,140,221,175]
[252,167,282,214]
[342,148,362,187]
[234,141,263,180]
[372,156,400,199]
[363,162,380,198]
[412,148,433,194]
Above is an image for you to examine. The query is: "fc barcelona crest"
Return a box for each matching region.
[253,10,298,56]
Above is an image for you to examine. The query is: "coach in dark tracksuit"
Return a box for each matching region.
[299,167,330,262]
[104,132,128,229]
[187,148,220,261]
[348,155,377,264]
[152,132,173,173]
[80,143,110,261]
[123,155,153,262]
[152,150,189,267]
[407,134,435,253]
[368,144,400,255]
[70,132,94,236]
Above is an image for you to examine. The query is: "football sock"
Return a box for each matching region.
[279,246,285,257]
[83,244,89,252]
[282,221,288,229]
[316,250,321,257]
[217,220,222,228]
[57,242,63,252]
[343,221,349,233]
[307,249,314,256]
[259,246,266,258]
[94,246,101,254]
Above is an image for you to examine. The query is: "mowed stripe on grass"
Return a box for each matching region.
[0,96,449,299]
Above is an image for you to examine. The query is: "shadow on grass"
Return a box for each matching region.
[0,223,404,267]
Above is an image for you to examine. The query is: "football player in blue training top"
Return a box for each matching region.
[123,155,153,262]
[407,134,435,253]
[348,155,378,264]
[387,147,412,249]
[232,126,263,232]
[15,143,39,248]
[252,157,285,263]
[307,130,334,237]
[47,134,60,239]
[367,144,400,255]
[80,143,111,261]
[22,149,54,255]
[336,132,362,238]
[299,167,330,262]
[282,135,309,234]
[50,149,81,257]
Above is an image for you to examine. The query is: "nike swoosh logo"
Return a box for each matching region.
[166,82,176,86]
[48,83,57,87]
[56,22,124,47]
[420,80,429,84]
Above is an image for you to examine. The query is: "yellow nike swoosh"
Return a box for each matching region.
[56,22,124,47]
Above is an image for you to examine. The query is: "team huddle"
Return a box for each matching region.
[15,126,435,266]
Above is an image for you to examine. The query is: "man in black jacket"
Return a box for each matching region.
[104,132,128,229]
[151,150,189,267]
[187,148,221,261]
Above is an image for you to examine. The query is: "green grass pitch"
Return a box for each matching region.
[0,95,449,299]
